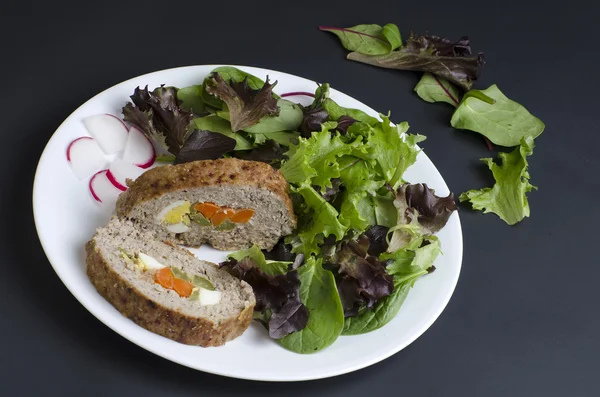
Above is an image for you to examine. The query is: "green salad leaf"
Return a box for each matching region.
[243,99,303,133]
[459,137,536,225]
[227,245,289,276]
[278,257,344,354]
[193,115,254,150]
[177,85,207,114]
[365,116,425,189]
[414,73,461,106]
[319,24,401,55]
[280,123,355,191]
[289,183,348,257]
[450,84,544,146]
[322,97,379,125]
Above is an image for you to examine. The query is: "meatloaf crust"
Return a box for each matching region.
[86,239,254,347]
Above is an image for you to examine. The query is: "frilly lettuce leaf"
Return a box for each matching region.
[286,183,348,257]
[459,137,536,225]
[122,85,194,154]
[204,73,279,132]
[280,122,360,192]
[388,183,457,252]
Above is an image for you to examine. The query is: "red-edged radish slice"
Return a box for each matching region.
[82,114,129,154]
[89,170,122,204]
[123,126,155,169]
[66,137,108,180]
[107,159,145,191]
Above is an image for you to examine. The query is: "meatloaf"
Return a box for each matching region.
[116,158,297,251]
[86,218,256,346]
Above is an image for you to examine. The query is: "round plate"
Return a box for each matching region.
[33,65,462,382]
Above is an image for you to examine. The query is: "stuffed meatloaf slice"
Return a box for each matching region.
[116,158,297,251]
[86,218,255,346]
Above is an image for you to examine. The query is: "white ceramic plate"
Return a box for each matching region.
[33,65,462,382]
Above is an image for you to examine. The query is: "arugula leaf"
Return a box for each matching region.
[177,85,207,114]
[123,85,194,154]
[414,73,461,106]
[450,84,545,146]
[173,130,236,164]
[278,257,344,354]
[459,137,536,225]
[205,73,279,132]
[193,115,253,150]
[319,24,400,55]
[347,33,484,90]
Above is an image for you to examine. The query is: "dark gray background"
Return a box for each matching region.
[2,0,598,396]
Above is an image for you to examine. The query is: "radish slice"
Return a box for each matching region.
[83,114,129,154]
[89,170,122,204]
[107,159,145,191]
[123,126,155,169]
[67,137,108,180]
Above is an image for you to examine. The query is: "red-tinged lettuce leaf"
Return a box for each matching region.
[205,73,280,132]
[327,235,394,317]
[173,130,236,164]
[220,249,309,339]
[387,183,457,252]
[364,225,390,256]
[347,33,484,91]
[122,85,195,154]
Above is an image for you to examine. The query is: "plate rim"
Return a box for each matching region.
[32,64,463,382]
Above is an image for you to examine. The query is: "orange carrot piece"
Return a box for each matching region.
[230,209,254,223]
[172,277,194,298]
[211,208,235,226]
[154,267,174,289]
[194,202,220,219]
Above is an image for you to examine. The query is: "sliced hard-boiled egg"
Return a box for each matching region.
[166,222,190,233]
[136,252,167,271]
[197,287,221,305]
[156,201,191,233]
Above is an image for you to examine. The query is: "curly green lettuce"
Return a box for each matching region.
[459,137,536,225]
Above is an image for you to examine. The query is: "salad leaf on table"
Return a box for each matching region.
[345,33,484,91]
[205,73,280,132]
[278,257,344,354]
[319,23,402,55]
[460,137,536,225]
[414,73,461,106]
[450,84,545,146]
